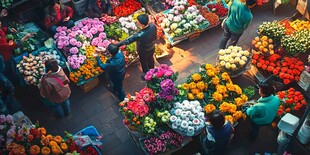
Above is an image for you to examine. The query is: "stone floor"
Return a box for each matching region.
[15,2,309,155]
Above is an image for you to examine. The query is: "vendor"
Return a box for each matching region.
[44,0,74,35]
[94,43,126,101]
[246,83,280,140]
[86,0,112,18]
[0,20,34,82]
[116,14,157,79]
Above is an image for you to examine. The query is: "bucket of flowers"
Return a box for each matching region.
[168,100,206,136]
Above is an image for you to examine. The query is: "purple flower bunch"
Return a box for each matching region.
[158,79,179,101]
[143,130,183,154]
[67,54,86,69]
[54,18,108,50]
[0,115,16,149]
[144,64,175,81]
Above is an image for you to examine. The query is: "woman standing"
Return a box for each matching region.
[39,58,71,117]
[86,0,112,18]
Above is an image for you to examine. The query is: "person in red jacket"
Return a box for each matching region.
[44,0,74,35]
[0,20,34,82]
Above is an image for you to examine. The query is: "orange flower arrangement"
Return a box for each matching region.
[69,59,104,83]
[49,140,58,147]
[51,145,63,155]
[53,135,62,144]
[29,145,40,155]
[277,87,307,117]
[204,104,216,114]
[41,146,51,155]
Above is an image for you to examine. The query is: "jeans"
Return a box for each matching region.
[109,72,126,101]
[219,24,243,49]
[54,99,71,117]
[138,49,155,73]
[49,20,75,35]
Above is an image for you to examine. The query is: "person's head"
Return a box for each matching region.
[108,43,119,56]
[246,0,256,8]
[51,0,61,10]
[209,110,225,130]
[45,58,59,73]
[0,8,8,17]
[137,14,149,28]
[257,83,275,97]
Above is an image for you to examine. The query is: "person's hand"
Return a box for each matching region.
[26,33,35,38]
[63,16,70,22]
[8,40,14,45]
[10,28,18,33]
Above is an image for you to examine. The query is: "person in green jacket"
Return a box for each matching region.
[246,83,280,140]
[219,0,256,49]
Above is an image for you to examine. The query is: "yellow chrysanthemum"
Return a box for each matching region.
[240,94,248,102]
[188,93,195,100]
[232,111,243,122]
[219,102,230,112]
[191,73,202,82]
[207,70,215,77]
[234,97,245,107]
[221,72,231,81]
[196,81,205,91]
[227,103,237,114]
[197,92,204,99]
[204,104,216,114]
[216,85,227,94]
[212,76,220,85]
[182,83,190,90]
[190,88,200,95]
[226,83,235,91]
[225,115,234,124]
[212,92,223,101]
[234,85,243,95]
[205,63,214,70]
[189,82,197,89]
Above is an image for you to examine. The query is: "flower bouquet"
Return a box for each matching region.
[141,130,184,154]
[277,87,307,117]
[113,0,142,17]
[217,46,251,77]
[180,73,208,102]
[258,21,286,42]
[168,100,205,136]
[252,35,275,56]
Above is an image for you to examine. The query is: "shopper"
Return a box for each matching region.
[246,83,280,140]
[219,0,256,49]
[116,14,157,78]
[86,0,112,18]
[44,0,74,35]
[39,58,71,117]
[202,110,234,155]
[94,43,126,101]
[0,20,34,82]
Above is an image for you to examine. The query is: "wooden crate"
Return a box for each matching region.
[80,77,99,93]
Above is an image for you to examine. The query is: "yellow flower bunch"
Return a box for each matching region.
[212,76,220,85]
[235,85,242,95]
[234,97,245,107]
[182,83,190,90]
[204,104,216,114]
[225,115,234,124]
[226,83,235,91]
[189,82,197,89]
[207,70,215,77]
[212,92,223,101]
[191,73,202,82]
[219,102,236,113]
[85,45,96,59]
[240,94,248,102]
[196,81,205,91]
[221,72,231,82]
[232,111,243,122]
[197,92,204,99]
[188,93,195,100]
[190,88,200,95]
[205,63,214,70]
[216,85,227,94]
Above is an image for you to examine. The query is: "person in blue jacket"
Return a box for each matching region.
[94,43,126,101]
[219,0,256,49]
[246,83,280,140]
[116,14,157,79]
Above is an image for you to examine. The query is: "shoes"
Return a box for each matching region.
[141,75,146,81]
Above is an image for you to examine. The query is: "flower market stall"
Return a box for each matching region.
[1,113,104,155]
[118,63,250,154]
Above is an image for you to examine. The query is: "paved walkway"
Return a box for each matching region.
[17,2,304,155]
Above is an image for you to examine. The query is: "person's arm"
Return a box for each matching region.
[246,105,260,117]
[66,6,74,18]
[116,32,142,46]
[44,15,57,28]
[242,15,253,30]
[95,55,121,72]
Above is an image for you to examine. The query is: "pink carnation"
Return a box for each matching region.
[69,47,79,54]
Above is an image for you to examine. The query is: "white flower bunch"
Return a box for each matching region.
[218,46,250,70]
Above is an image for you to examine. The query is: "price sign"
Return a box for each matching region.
[297,71,310,92]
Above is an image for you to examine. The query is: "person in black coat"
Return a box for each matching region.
[116,14,157,77]
[86,0,112,18]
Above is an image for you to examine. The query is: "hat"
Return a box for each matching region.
[137,14,149,26]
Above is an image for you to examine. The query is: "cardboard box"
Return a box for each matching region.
[80,77,99,93]
[296,0,310,20]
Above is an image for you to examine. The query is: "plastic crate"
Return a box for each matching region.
[72,0,87,16]
[75,125,100,137]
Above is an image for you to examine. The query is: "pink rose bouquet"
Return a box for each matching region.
[67,54,86,69]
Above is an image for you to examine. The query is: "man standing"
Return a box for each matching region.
[219,0,256,49]
[116,14,157,79]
